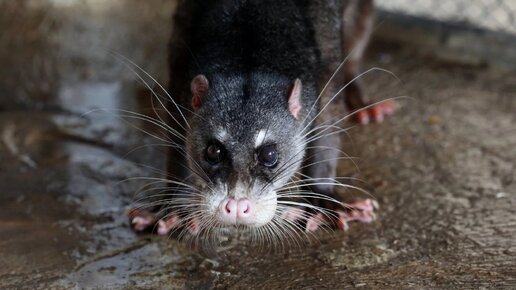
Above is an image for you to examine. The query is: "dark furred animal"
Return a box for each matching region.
[130,0,389,239]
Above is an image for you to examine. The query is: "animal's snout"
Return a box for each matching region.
[218,198,254,225]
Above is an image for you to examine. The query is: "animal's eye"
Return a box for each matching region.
[257,144,278,168]
[205,143,223,164]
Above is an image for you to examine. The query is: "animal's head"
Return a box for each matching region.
[185,72,316,229]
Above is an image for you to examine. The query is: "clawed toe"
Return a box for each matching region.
[347,198,379,212]
[305,213,325,232]
[128,208,158,232]
[188,216,201,235]
[157,215,181,236]
[338,198,378,225]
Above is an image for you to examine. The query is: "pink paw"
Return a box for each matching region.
[157,215,181,236]
[128,208,158,232]
[336,199,378,231]
[305,213,325,232]
[303,198,379,232]
[356,100,395,125]
[128,208,200,237]
[187,216,201,235]
[282,206,306,222]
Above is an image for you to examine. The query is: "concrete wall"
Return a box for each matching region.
[377,0,516,34]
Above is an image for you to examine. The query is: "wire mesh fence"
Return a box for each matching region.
[376,0,516,34]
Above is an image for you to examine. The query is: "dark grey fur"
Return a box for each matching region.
[164,0,374,220]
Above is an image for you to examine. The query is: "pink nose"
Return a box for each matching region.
[219,198,254,225]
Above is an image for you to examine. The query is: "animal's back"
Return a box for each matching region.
[176,0,319,86]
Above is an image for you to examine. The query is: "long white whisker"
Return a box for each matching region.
[300,43,364,128]
[300,67,401,136]
[305,96,408,142]
[108,50,191,130]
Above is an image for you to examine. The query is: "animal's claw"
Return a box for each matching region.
[157,214,181,236]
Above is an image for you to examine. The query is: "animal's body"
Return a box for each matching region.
[130,0,390,237]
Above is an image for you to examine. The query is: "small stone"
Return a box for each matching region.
[353,281,367,287]
[495,192,507,199]
[428,115,441,125]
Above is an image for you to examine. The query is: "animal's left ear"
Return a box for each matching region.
[191,74,209,111]
[288,78,302,120]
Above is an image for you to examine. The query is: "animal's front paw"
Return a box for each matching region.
[128,208,159,232]
[334,198,378,231]
[127,208,199,236]
[283,198,379,232]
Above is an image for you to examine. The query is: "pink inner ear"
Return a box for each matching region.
[191,74,209,111]
[288,78,302,120]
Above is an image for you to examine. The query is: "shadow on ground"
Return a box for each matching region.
[0,0,515,289]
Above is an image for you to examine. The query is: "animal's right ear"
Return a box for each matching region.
[190,74,209,111]
[288,78,303,120]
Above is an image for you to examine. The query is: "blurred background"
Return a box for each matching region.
[377,0,516,69]
[380,0,516,33]
[0,0,515,289]
[1,0,515,109]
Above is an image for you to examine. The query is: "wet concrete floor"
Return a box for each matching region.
[1,0,515,289]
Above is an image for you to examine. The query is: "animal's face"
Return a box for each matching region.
[185,73,312,228]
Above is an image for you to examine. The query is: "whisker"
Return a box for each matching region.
[305,96,409,143]
[300,67,401,135]
[300,43,365,128]
[108,50,191,130]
